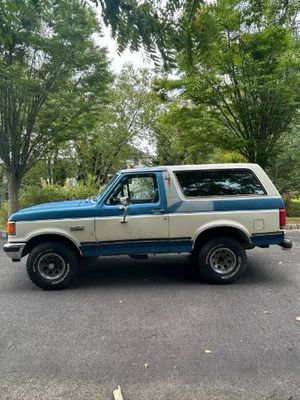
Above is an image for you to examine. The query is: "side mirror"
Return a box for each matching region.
[120,196,129,206]
[119,196,129,223]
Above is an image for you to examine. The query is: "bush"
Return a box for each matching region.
[20,183,98,208]
[0,201,8,229]
[282,192,300,217]
[286,199,300,217]
[0,183,99,229]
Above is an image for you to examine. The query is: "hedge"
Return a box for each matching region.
[286,199,300,218]
[0,183,99,228]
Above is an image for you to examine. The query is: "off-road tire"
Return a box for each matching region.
[26,241,78,290]
[197,237,247,283]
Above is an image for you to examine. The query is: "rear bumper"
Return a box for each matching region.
[251,233,293,249]
[3,242,26,261]
[281,238,293,249]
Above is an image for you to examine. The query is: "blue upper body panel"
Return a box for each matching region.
[9,199,99,221]
[9,170,284,222]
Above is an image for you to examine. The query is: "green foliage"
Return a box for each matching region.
[153,77,247,165]
[180,0,300,168]
[0,201,8,229]
[210,149,246,164]
[0,0,111,213]
[20,184,98,207]
[267,128,300,195]
[285,199,300,217]
[155,103,218,164]
[0,182,99,228]
[23,149,78,187]
[96,0,181,69]
[76,65,159,183]
[1,0,300,217]
[0,1,19,46]
[6,66,159,198]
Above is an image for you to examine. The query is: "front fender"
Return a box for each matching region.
[9,218,96,254]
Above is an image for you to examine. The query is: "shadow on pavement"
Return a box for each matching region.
[2,245,289,291]
[73,255,198,289]
[70,253,288,289]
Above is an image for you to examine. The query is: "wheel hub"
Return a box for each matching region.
[37,253,66,280]
[209,247,237,275]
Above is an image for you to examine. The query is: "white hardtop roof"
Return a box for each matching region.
[119,163,262,174]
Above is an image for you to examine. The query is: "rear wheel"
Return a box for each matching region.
[26,241,78,290]
[196,237,247,283]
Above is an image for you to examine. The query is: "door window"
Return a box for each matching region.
[107,174,159,205]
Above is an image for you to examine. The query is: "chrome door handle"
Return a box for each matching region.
[151,209,165,214]
[70,225,85,231]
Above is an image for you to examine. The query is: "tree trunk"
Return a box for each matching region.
[244,142,269,170]
[8,173,22,215]
[255,146,271,170]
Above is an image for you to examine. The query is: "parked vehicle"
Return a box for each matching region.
[4,164,292,289]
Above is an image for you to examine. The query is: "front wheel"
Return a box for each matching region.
[196,237,247,283]
[26,242,78,290]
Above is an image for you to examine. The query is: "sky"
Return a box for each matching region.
[91,1,163,72]
[94,12,154,73]
[92,6,156,156]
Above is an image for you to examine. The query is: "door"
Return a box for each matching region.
[95,172,169,255]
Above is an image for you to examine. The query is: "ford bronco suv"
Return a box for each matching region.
[4,164,292,289]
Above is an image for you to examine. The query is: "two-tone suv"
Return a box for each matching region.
[4,164,292,289]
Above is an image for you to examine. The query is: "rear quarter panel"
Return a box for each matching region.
[164,165,283,244]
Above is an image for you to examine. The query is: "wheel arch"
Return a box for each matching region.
[22,234,82,258]
[192,225,253,253]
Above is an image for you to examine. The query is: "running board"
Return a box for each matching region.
[129,254,148,259]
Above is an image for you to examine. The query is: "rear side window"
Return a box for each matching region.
[175,169,266,197]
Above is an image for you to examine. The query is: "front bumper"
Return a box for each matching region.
[3,242,26,261]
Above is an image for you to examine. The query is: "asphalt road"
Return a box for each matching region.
[0,232,299,400]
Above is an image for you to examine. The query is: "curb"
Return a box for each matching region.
[286,224,300,230]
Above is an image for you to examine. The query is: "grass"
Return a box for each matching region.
[287,217,300,224]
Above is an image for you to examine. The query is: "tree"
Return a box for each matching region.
[155,102,216,165]
[75,111,143,186]
[95,0,300,166]
[0,0,111,214]
[76,65,160,184]
[95,0,182,69]
[179,0,300,168]
[267,126,300,195]
[152,77,245,165]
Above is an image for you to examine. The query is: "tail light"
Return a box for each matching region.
[279,209,286,229]
[6,221,16,236]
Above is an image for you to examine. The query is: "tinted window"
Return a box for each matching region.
[175,169,266,197]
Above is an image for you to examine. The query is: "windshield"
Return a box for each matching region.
[95,174,119,202]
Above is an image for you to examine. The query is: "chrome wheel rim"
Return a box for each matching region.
[37,253,66,280]
[209,248,237,275]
